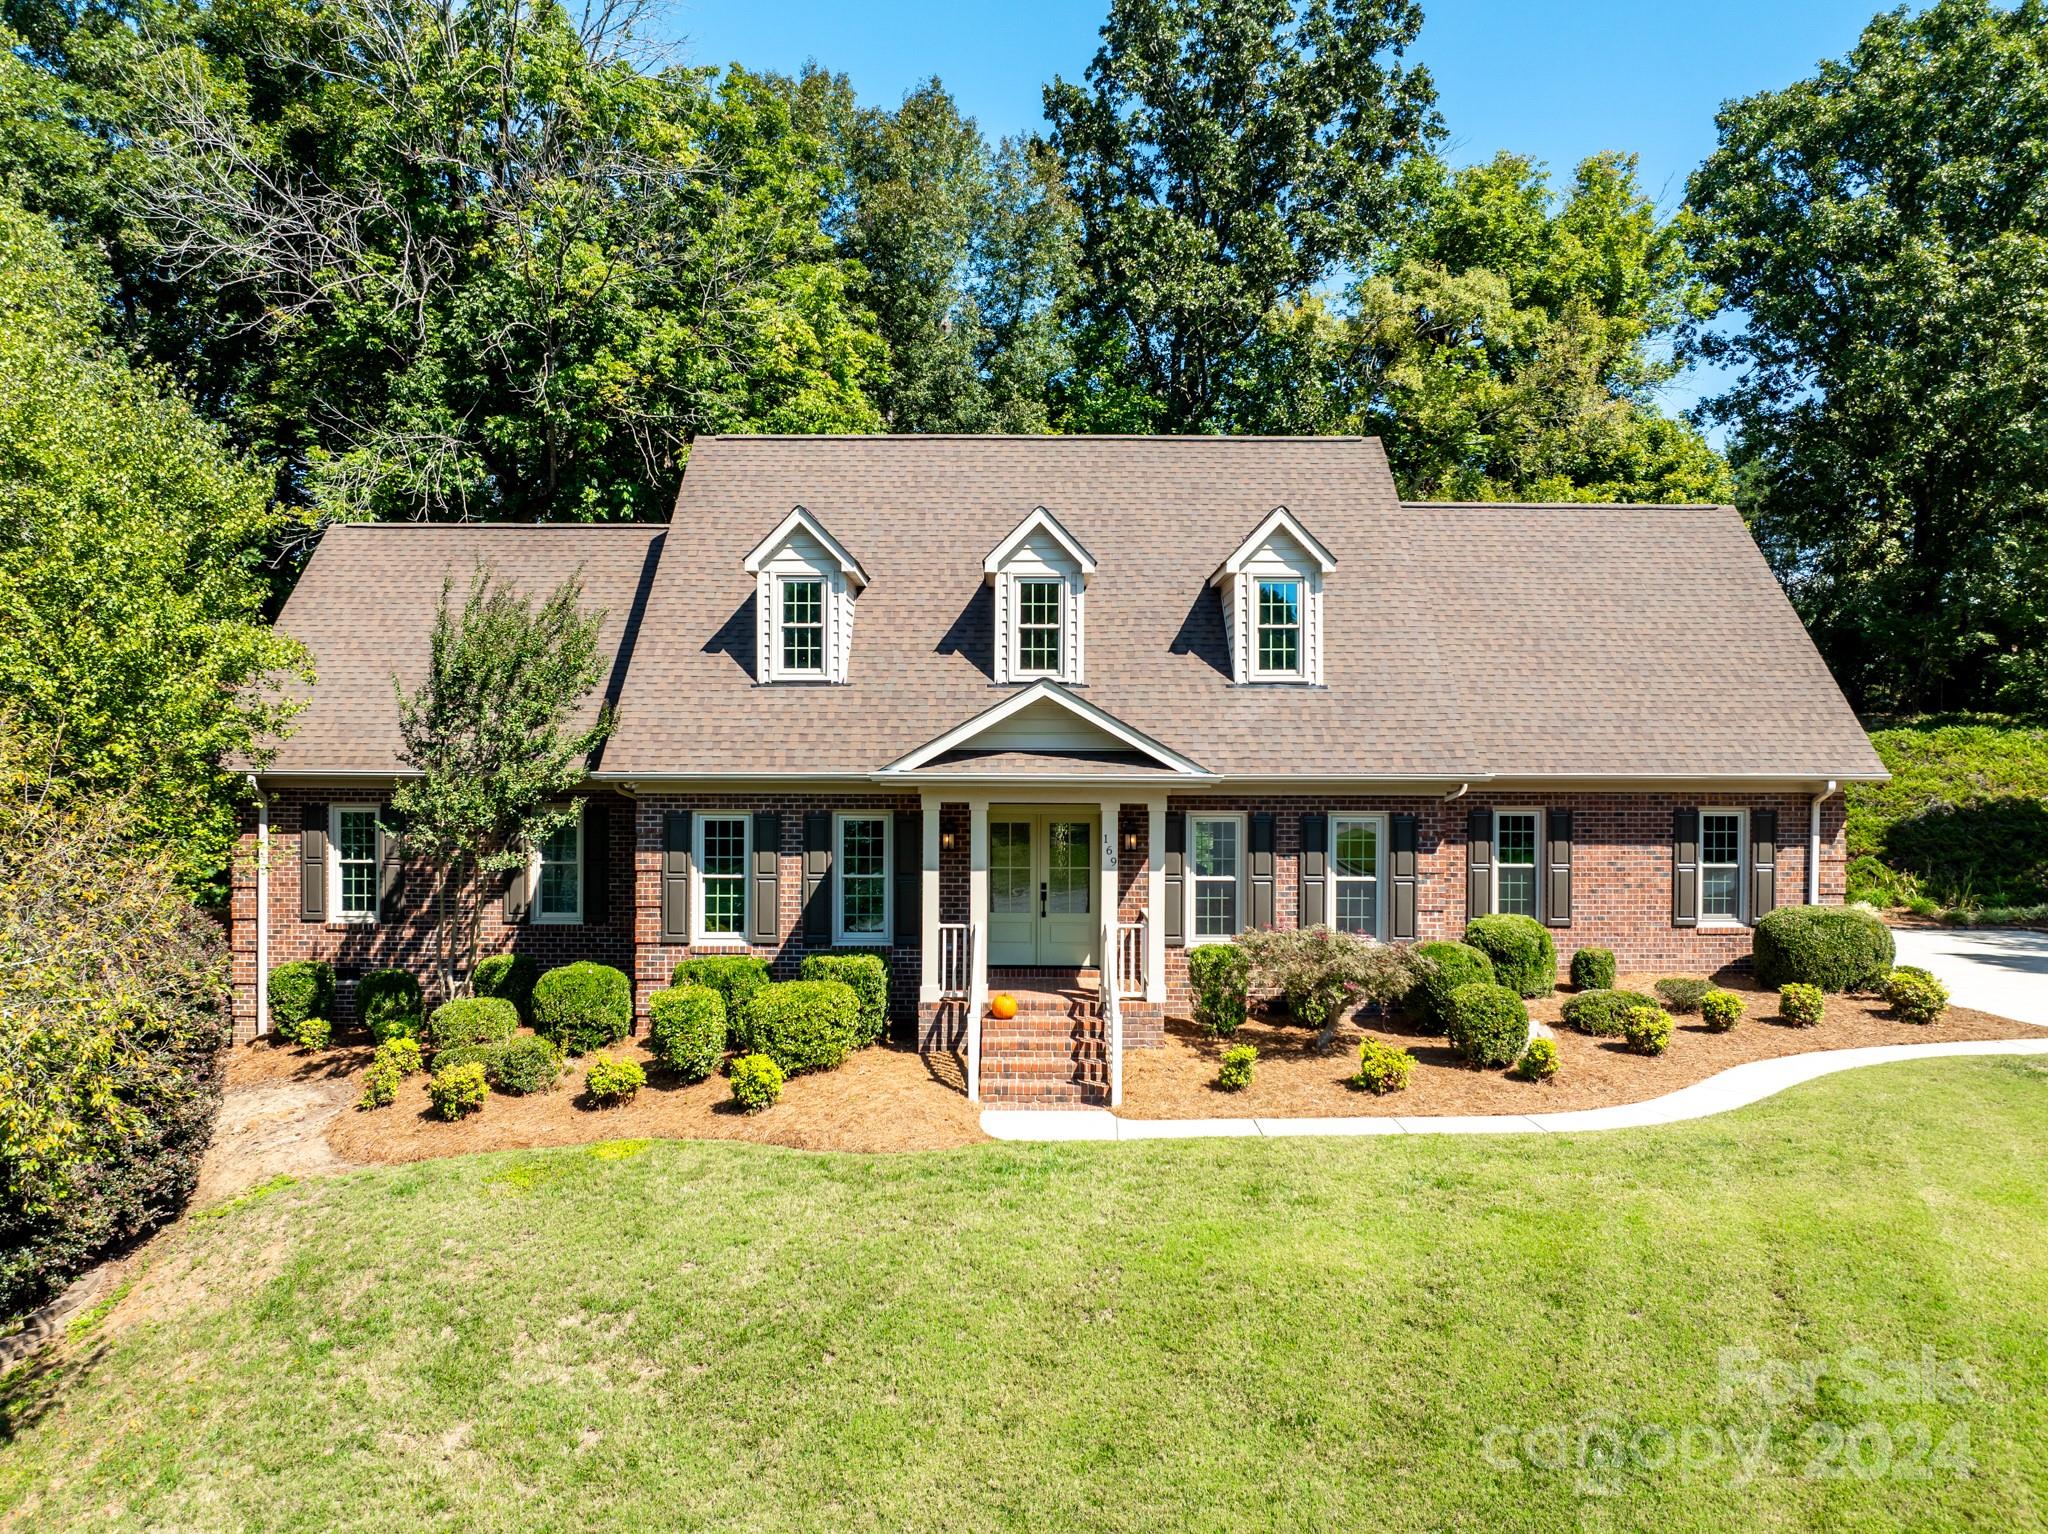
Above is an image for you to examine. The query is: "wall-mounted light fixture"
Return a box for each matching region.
[1122,827,1141,855]
[941,828,957,852]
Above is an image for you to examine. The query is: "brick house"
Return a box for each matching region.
[231,435,1884,1107]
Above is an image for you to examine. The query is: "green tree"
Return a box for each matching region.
[389,562,609,999]
[1684,0,2048,713]
[0,198,304,900]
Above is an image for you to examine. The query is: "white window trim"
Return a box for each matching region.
[1330,812,1386,940]
[1492,807,1543,924]
[1250,577,1305,681]
[529,814,584,926]
[1187,812,1249,942]
[775,573,829,679]
[1011,575,1065,680]
[1699,806,1748,928]
[693,813,752,946]
[329,803,380,925]
[833,811,892,948]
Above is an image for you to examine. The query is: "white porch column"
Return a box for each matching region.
[967,798,990,1102]
[1145,796,1167,1004]
[1099,800,1121,966]
[919,793,942,1004]
[1101,798,1123,1108]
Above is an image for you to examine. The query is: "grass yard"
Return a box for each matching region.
[5,1059,2048,1532]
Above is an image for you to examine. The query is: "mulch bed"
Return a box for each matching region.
[1118,969,2040,1120]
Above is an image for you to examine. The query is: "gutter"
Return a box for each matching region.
[1809,780,1838,904]
[247,774,270,1037]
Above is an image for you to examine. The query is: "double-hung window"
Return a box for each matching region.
[332,806,379,922]
[781,578,824,675]
[696,815,749,942]
[1331,815,1382,936]
[1191,814,1243,939]
[836,813,889,945]
[1255,579,1301,677]
[534,816,582,923]
[1495,810,1540,919]
[1700,809,1745,924]
[1015,579,1062,676]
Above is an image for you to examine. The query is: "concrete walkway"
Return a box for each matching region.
[980,1037,2048,1142]
[1892,926,2048,1027]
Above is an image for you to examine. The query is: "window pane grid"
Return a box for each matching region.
[1702,812,1742,920]
[538,821,579,917]
[701,817,746,935]
[1046,820,1091,914]
[841,817,886,937]
[1017,579,1060,673]
[1496,812,1538,919]
[1193,817,1240,938]
[782,580,823,673]
[1257,580,1300,674]
[337,811,377,916]
[1332,817,1379,935]
[991,822,1030,914]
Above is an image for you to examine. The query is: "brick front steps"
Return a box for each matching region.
[980,982,1110,1108]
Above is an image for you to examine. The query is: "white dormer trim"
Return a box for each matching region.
[1208,505,1334,686]
[984,507,1094,685]
[743,505,865,684]
[878,680,1214,778]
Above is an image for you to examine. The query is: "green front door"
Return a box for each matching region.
[986,809,1098,966]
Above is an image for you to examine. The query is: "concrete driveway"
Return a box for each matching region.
[1891,927,2048,1028]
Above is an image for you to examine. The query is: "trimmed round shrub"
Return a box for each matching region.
[671,955,771,1019]
[1187,943,1250,1037]
[1463,915,1557,998]
[472,954,540,1022]
[356,968,423,1043]
[583,1054,645,1106]
[1621,1005,1673,1055]
[487,1034,565,1095]
[1513,1036,1560,1082]
[1404,941,1495,1034]
[427,1061,488,1120]
[1699,989,1745,1032]
[729,1052,784,1113]
[648,985,727,1082]
[375,1037,424,1077]
[1654,977,1712,1014]
[1778,983,1825,1027]
[799,952,889,1044]
[358,1059,401,1109]
[291,1016,333,1050]
[426,996,520,1052]
[531,962,632,1055]
[1569,947,1616,991]
[1883,966,1949,1025]
[1447,982,1529,1068]
[1559,988,1658,1038]
[735,979,862,1076]
[1752,905,1895,992]
[268,960,334,1035]
[1352,1038,1415,1095]
[1216,1043,1257,1091]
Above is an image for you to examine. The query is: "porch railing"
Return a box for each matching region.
[964,923,984,1104]
[1100,919,1125,1109]
[937,922,970,998]
[1116,919,1146,1001]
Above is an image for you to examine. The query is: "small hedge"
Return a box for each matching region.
[735,979,862,1076]
[426,996,520,1052]
[1513,1036,1560,1082]
[798,953,889,1044]
[648,985,727,1081]
[357,968,423,1043]
[289,1016,332,1050]
[268,960,334,1034]
[1654,977,1712,1014]
[472,954,540,1022]
[670,955,771,1019]
[1699,989,1745,1032]
[1621,1005,1673,1055]
[427,1061,488,1119]
[1883,966,1949,1025]
[531,962,632,1055]
[1559,988,1658,1038]
[584,1054,645,1106]
[729,1053,784,1113]
[488,1034,565,1095]
[1779,982,1825,1027]
[358,1058,401,1109]
[1568,947,1616,991]
[1187,944,1250,1037]
[1404,941,1495,1034]
[1217,1043,1257,1091]
[1463,914,1556,998]
[1352,1038,1414,1095]
[376,1037,423,1077]
[1752,905,1895,992]
[1447,982,1528,1068]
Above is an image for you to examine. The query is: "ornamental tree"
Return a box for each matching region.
[1235,925,1419,1051]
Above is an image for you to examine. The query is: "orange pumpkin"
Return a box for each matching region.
[990,992,1018,1020]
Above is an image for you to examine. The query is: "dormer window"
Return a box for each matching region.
[743,506,867,684]
[1210,507,1336,685]
[985,507,1095,685]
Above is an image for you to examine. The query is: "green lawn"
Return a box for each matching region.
[6,1060,2048,1532]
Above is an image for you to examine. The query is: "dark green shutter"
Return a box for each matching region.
[893,810,921,944]
[803,812,833,944]
[1249,813,1276,929]
[582,800,610,927]
[1299,813,1329,929]
[377,805,404,918]
[1163,811,1186,948]
[504,860,529,922]
[1466,806,1493,920]
[751,811,781,946]
[1389,814,1418,940]
[1543,809,1573,929]
[1749,808,1778,926]
[300,803,328,922]
[660,810,691,944]
[1672,807,1700,928]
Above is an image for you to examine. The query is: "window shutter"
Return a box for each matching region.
[377,805,405,918]
[582,800,610,927]
[504,860,530,923]
[1163,811,1186,948]
[893,810,921,944]
[1749,808,1778,926]
[660,810,691,944]
[751,811,781,946]
[1298,813,1329,929]
[1544,809,1573,929]
[803,811,833,944]
[1389,814,1418,940]
[300,803,328,922]
[1249,813,1276,929]
[1672,806,1700,928]
[1466,806,1494,920]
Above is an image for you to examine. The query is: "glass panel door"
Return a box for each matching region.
[1037,817,1095,965]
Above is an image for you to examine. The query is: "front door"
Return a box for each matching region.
[986,809,1098,966]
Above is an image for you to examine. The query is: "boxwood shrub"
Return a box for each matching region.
[1778,982,1825,1027]
[356,968,423,1043]
[1568,947,1616,991]
[670,955,771,1019]
[1447,982,1528,1068]
[1699,988,1746,1032]
[427,1061,488,1120]
[1621,1005,1673,1055]
[1216,1043,1257,1091]
[1513,1036,1560,1082]
[426,996,520,1052]
[1463,914,1557,998]
[472,954,540,1022]
[1883,966,1949,1025]
[583,1054,645,1106]
[1187,944,1250,1037]
[798,952,889,1044]
[648,985,727,1082]
[268,960,333,1034]
[358,1058,401,1109]
[1351,1038,1415,1095]
[1654,977,1712,1014]
[1403,941,1495,1034]
[729,1052,784,1113]
[735,979,862,1076]
[487,1034,565,1095]
[531,962,632,1055]
[1559,988,1658,1038]
[1751,905,1895,992]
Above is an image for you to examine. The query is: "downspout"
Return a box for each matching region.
[1442,782,1470,802]
[248,775,270,1038]
[1808,780,1837,905]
